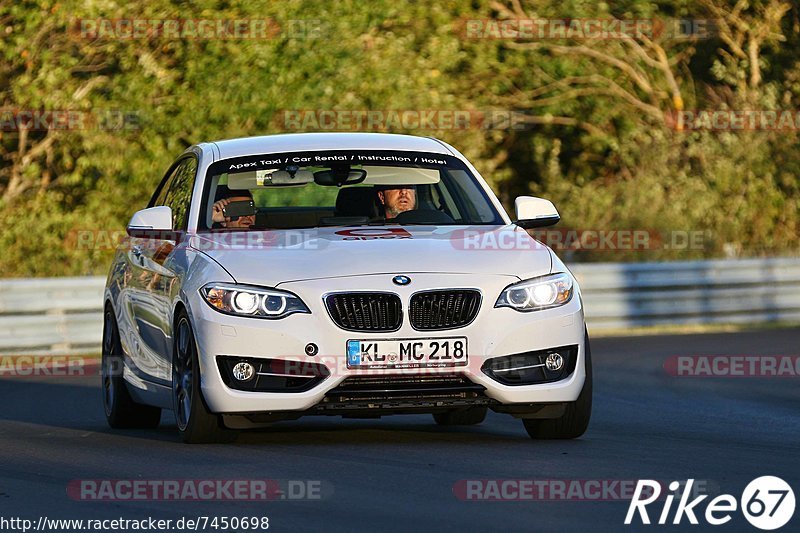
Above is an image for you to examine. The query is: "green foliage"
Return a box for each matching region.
[0,0,798,276]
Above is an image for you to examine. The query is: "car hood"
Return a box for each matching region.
[189,225,553,286]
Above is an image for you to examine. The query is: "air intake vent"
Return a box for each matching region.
[409,290,481,330]
[325,292,402,332]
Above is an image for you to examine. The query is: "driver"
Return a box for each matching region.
[377,185,417,220]
[211,187,255,228]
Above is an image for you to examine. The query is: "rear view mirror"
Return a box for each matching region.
[314,168,367,187]
[513,196,560,228]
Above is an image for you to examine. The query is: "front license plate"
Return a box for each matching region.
[346,337,468,369]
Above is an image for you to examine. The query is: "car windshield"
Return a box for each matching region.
[198,150,503,230]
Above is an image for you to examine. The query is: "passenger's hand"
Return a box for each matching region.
[212,198,230,223]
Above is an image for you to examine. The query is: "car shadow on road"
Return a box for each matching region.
[0,377,179,443]
[0,376,599,448]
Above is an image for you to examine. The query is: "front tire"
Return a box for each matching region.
[172,312,237,444]
[523,330,593,439]
[102,307,161,429]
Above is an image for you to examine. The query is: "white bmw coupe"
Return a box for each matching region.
[102,133,591,443]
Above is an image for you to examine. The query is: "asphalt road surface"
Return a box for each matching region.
[1,328,798,532]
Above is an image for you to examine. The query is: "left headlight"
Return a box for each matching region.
[495,272,574,312]
[200,283,310,319]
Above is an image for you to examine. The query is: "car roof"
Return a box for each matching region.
[203,132,455,160]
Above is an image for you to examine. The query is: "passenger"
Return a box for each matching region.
[211,186,256,228]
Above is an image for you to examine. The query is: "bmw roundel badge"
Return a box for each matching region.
[392,275,411,286]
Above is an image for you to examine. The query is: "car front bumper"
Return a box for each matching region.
[188,273,587,414]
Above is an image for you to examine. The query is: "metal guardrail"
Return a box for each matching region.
[570,257,800,330]
[0,277,104,355]
[1,257,799,354]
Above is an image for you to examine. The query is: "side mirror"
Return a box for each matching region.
[513,196,560,228]
[127,206,175,239]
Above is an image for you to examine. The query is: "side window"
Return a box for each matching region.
[163,158,198,230]
[443,170,498,223]
[149,162,182,208]
[433,180,461,221]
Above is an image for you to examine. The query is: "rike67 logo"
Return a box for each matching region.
[626,477,795,530]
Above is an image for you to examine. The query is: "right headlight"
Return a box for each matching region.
[495,272,573,312]
[200,283,310,319]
